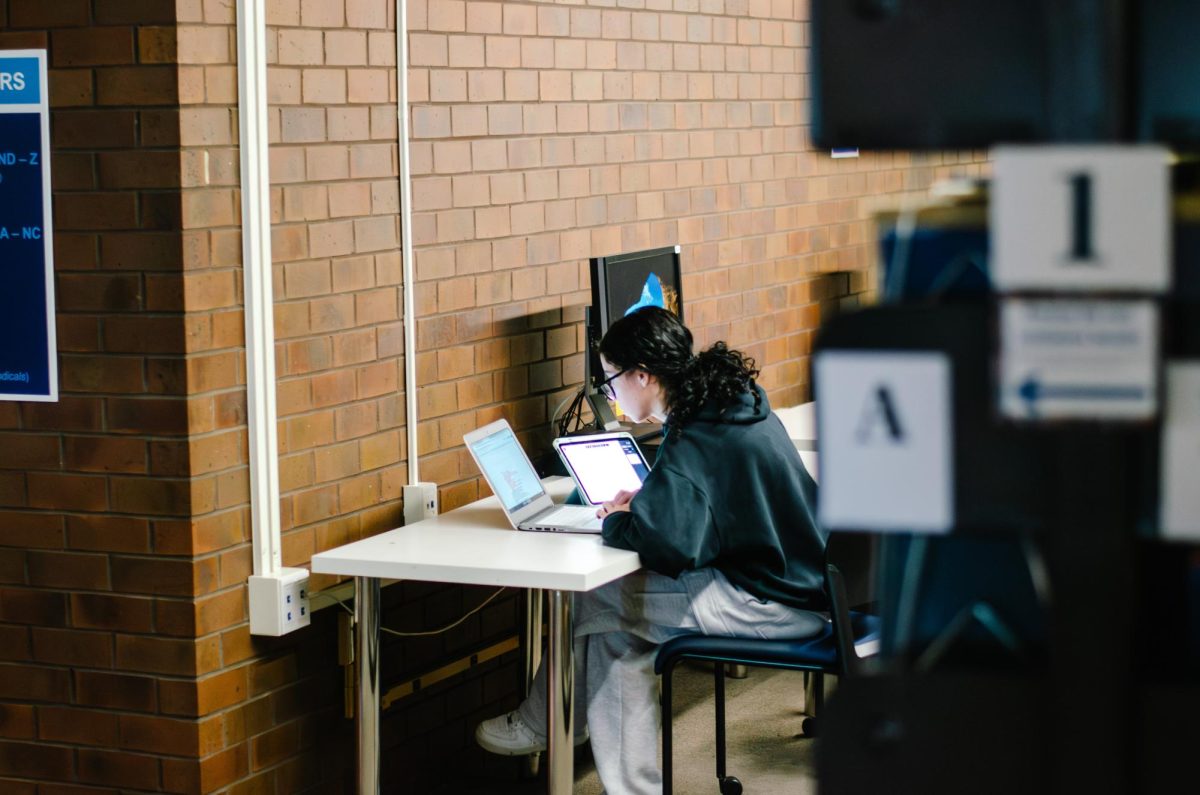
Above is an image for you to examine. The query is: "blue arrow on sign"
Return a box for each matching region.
[1018,374,1147,417]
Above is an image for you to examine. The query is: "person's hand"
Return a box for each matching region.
[596,489,639,519]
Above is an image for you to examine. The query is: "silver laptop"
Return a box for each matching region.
[552,431,651,506]
[464,419,603,533]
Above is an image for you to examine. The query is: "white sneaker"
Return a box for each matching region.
[474,711,588,756]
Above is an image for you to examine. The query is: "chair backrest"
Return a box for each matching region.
[826,562,862,677]
[824,530,878,611]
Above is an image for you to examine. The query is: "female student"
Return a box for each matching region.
[476,306,827,794]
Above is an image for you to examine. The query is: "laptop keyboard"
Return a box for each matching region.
[535,505,601,530]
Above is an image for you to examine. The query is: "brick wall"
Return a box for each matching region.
[0,0,223,792]
[402,0,988,515]
[0,0,987,792]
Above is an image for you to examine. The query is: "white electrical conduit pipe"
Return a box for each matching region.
[397,0,420,485]
[237,0,282,578]
[237,0,420,628]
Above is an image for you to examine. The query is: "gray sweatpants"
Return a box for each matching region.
[517,568,826,795]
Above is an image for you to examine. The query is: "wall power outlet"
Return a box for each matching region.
[403,482,438,524]
[249,567,311,636]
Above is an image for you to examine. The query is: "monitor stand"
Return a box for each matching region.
[586,389,621,431]
[584,306,622,430]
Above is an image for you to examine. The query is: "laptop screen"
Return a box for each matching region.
[468,423,546,514]
[555,435,650,505]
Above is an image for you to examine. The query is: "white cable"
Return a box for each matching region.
[311,587,509,638]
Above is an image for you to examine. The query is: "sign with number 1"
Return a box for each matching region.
[991,145,1171,293]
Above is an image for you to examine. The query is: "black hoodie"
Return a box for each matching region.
[601,385,828,611]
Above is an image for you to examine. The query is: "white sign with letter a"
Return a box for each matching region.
[815,351,953,534]
[991,145,1171,292]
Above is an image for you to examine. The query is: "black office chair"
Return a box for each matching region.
[655,562,880,795]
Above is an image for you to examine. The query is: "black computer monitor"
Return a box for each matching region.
[1135,0,1200,146]
[585,245,683,427]
[811,0,1057,149]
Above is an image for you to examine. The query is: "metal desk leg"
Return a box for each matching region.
[356,576,381,795]
[523,588,544,778]
[546,589,575,794]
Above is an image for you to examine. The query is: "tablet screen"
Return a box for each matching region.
[556,436,649,505]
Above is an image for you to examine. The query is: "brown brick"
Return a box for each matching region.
[181,510,246,555]
[31,627,112,668]
[77,748,160,790]
[0,32,48,52]
[200,743,250,792]
[188,431,244,475]
[93,0,177,24]
[60,354,146,394]
[357,359,398,399]
[64,436,147,475]
[290,483,338,527]
[115,634,199,676]
[109,476,192,516]
[103,317,187,354]
[0,549,24,585]
[70,592,155,633]
[21,397,102,432]
[26,473,107,512]
[0,704,35,740]
[0,434,60,471]
[95,65,178,105]
[52,151,97,191]
[98,150,182,189]
[164,666,248,718]
[193,587,245,635]
[74,670,157,712]
[150,513,196,557]
[111,556,196,597]
[8,0,89,27]
[38,706,119,747]
[138,25,177,63]
[311,370,356,408]
[0,663,71,702]
[57,272,142,312]
[250,720,301,772]
[52,26,135,66]
[27,551,110,591]
[55,192,138,231]
[0,472,26,509]
[100,231,183,270]
[48,67,94,107]
[0,740,74,781]
[119,714,200,757]
[0,512,64,550]
[107,397,189,434]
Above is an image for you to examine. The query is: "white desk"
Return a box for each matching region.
[312,477,641,795]
[775,400,818,478]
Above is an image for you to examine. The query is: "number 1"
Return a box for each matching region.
[1067,172,1094,262]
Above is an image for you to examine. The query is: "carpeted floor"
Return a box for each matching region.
[449,662,821,794]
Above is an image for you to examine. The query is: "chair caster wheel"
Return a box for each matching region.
[719,776,743,795]
[801,716,817,737]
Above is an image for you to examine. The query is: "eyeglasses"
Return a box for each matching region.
[597,368,629,400]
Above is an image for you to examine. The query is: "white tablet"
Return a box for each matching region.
[552,432,652,506]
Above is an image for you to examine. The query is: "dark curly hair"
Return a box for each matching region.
[597,306,760,435]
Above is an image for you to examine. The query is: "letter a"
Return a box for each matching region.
[855,385,905,444]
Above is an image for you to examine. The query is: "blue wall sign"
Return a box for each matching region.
[0,50,56,402]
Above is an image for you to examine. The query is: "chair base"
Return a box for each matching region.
[719,774,743,794]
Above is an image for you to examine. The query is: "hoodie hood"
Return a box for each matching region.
[690,383,770,425]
